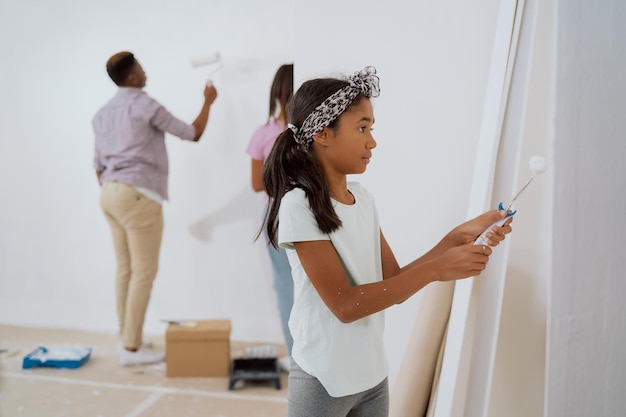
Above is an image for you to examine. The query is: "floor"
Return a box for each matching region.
[0,325,288,417]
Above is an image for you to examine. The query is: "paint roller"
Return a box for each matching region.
[474,155,548,246]
[190,51,222,86]
[503,155,547,211]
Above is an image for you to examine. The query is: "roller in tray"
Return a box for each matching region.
[22,346,92,369]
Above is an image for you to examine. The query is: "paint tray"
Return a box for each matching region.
[22,346,92,369]
[229,358,281,390]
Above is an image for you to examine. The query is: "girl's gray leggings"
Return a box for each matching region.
[287,359,389,417]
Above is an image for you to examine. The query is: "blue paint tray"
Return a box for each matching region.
[22,346,92,369]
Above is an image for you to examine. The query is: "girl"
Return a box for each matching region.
[262,67,512,417]
[246,64,295,370]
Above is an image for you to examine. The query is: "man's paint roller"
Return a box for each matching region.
[190,51,222,85]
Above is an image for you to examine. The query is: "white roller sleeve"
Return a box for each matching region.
[190,51,221,68]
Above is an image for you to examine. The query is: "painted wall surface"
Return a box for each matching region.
[0,0,296,344]
[488,0,554,415]
[547,0,626,415]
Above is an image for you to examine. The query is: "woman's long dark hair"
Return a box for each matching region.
[268,64,293,121]
[262,77,362,248]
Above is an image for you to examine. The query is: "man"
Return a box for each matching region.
[93,51,218,366]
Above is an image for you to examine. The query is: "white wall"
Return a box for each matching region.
[0,0,295,343]
[0,0,560,407]
[487,1,554,415]
[547,0,626,416]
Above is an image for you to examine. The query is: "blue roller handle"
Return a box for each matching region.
[474,202,516,246]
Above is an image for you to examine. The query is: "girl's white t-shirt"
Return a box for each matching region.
[278,182,387,397]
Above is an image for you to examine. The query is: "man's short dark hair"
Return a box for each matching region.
[106,51,137,86]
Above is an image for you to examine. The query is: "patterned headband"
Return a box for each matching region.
[290,66,380,148]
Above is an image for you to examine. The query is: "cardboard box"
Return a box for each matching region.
[166,319,231,377]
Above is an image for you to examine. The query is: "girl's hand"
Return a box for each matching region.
[449,210,513,247]
[433,242,492,281]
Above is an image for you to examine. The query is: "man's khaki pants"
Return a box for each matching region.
[100,182,163,349]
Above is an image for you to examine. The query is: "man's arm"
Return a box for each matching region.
[192,83,218,141]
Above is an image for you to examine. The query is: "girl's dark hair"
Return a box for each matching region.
[106,51,137,86]
[262,77,365,248]
[268,64,294,121]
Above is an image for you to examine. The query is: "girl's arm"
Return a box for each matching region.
[386,209,514,278]
[250,158,264,192]
[294,210,513,323]
[294,238,488,323]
